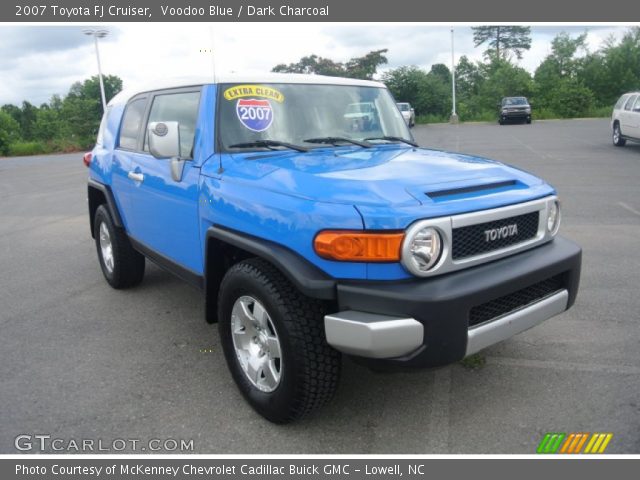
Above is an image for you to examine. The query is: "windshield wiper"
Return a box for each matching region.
[364,136,418,147]
[303,137,372,148]
[228,140,309,152]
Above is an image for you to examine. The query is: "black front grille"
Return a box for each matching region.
[469,274,564,327]
[452,211,539,259]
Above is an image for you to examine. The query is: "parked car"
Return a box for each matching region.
[611,92,640,146]
[343,101,379,132]
[86,74,581,423]
[499,96,532,125]
[396,102,415,127]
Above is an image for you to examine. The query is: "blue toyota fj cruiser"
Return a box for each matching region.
[86,74,581,423]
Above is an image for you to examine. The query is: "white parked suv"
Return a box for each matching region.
[612,92,640,146]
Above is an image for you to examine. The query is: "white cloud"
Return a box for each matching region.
[0,24,632,106]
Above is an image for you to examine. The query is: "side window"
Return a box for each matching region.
[614,95,628,110]
[144,91,201,159]
[623,95,637,111]
[633,96,640,112]
[118,98,147,150]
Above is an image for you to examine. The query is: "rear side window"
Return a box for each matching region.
[614,95,629,110]
[144,91,201,159]
[624,95,638,111]
[118,97,147,150]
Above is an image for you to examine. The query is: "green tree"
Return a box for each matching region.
[534,32,592,113]
[382,64,452,118]
[0,110,21,156]
[33,106,65,141]
[429,63,451,85]
[419,73,451,117]
[549,31,587,77]
[455,56,487,119]
[67,75,123,105]
[1,104,22,128]
[272,49,388,79]
[580,27,640,106]
[63,75,123,144]
[382,66,430,113]
[19,101,38,141]
[472,26,532,60]
[546,79,594,117]
[477,60,533,111]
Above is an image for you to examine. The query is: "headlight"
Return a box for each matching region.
[525,107,531,113]
[401,226,442,276]
[502,109,508,114]
[547,200,561,235]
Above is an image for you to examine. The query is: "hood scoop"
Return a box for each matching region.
[424,180,526,202]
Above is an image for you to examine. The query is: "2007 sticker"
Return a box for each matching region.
[236,99,273,132]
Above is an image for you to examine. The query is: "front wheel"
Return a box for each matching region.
[613,123,626,146]
[217,258,341,423]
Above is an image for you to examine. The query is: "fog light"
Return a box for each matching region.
[547,200,561,235]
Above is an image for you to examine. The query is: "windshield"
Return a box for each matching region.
[218,83,411,150]
[397,103,410,111]
[502,97,528,106]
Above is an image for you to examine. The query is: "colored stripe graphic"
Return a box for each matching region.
[584,433,613,454]
[538,432,613,454]
[559,433,589,454]
[537,433,566,453]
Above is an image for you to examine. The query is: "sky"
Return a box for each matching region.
[0,24,631,106]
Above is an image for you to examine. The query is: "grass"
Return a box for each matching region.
[5,138,89,157]
[416,107,612,125]
[7,141,47,157]
[459,353,487,370]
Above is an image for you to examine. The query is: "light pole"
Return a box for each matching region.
[450,27,458,124]
[82,28,109,113]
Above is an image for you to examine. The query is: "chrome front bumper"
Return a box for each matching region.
[324,289,569,360]
[324,311,423,359]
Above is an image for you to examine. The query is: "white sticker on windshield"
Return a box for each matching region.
[236,99,273,132]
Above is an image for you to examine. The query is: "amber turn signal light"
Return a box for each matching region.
[314,231,404,262]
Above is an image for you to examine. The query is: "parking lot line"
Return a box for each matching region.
[617,202,640,217]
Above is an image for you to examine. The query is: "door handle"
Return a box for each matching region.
[128,171,144,183]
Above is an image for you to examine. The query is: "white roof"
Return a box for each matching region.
[109,73,386,106]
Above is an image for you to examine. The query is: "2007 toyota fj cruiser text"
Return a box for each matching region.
[86,74,581,423]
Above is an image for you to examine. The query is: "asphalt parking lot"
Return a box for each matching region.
[1,118,639,454]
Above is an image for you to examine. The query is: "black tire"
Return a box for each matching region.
[613,123,626,147]
[217,258,341,423]
[94,205,145,289]
[499,119,504,125]
[526,118,532,124]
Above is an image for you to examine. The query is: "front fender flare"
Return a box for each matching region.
[205,225,336,301]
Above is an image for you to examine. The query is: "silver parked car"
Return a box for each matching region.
[396,102,415,127]
[612,92,640,146]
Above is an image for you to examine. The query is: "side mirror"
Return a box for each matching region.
[148,121,180,159]
[148,121,186,182]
